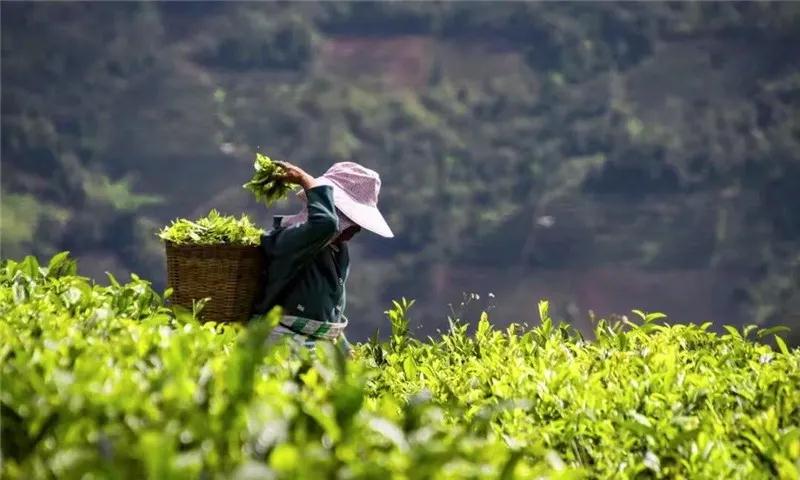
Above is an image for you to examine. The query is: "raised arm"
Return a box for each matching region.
[261,161,339,261]
[276,160,320,192]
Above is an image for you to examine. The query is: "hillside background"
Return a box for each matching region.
[2,2,799,342]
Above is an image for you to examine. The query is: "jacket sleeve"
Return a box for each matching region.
[261,185,338,264]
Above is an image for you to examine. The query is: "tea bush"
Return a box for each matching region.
[1,253,798,479]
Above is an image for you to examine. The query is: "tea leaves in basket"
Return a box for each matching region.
[158,209,264,245]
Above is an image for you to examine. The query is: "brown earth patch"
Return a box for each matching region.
[319,35,434,89]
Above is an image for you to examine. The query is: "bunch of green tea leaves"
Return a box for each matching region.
[243,153,297,206]
[158,209,264,245]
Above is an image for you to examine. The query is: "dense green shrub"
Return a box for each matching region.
[317,2,439,36]
[202,15,313,71]
[3,2,799,332]
[1,253,798,478]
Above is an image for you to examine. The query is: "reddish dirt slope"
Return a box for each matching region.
[319,35,434,89]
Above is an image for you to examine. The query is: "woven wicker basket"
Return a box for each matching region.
[165,242,266,322]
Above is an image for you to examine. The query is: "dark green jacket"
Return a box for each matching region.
[252,185,350,324]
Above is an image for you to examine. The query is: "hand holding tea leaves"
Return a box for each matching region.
[243,153,301,206]
[273,160,318,190]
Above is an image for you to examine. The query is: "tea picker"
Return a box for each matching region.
[251,160,394,355]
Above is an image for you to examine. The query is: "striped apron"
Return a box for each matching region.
[268,314,351,353]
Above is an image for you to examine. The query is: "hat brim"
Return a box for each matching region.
[315,177,394,238]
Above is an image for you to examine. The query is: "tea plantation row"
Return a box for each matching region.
[1,253,798,479]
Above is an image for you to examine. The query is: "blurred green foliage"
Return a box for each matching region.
[199,13,314,71]
[0,191,70,259]
[1,2,799,338]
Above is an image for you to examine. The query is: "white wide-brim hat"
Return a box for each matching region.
[296,162,394,238]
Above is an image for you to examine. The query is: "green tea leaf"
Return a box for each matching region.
[243,153,297,207]
[158,210,264,245]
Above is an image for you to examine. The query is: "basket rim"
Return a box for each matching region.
[164,240,261,250]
